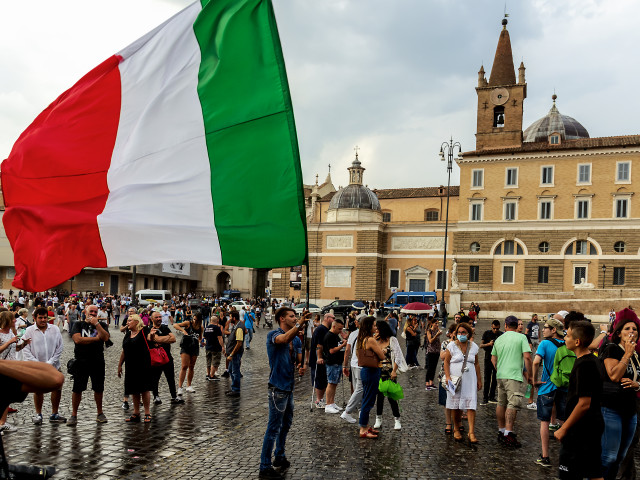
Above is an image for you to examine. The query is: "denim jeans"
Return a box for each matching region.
[345,367,363,414]
[359,367,381,428]
[260,388,294,471]
[245,328,253,348]
[229,352,243,392]
[601,406,637,479]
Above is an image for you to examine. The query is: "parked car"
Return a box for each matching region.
[187,298,204,309]
[293,303,321,315]
[380,291,437,314]
[230,300,250,310]
[320,300,358,318]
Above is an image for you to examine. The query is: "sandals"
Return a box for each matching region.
[453,430,463,442]
[468,433,479,444]
[445,424,453,435]
[143,414,152,423]
[368,426,379,435]
[360,430,378,439]
[125,414,140,423]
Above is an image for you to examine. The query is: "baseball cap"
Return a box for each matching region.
[505,315,519,327]
[556,310,569,319]
[546,318,565,335]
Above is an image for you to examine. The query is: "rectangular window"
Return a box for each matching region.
[538,266,549,284]
[502,265,514,284]
[382,212,391,222]
[469,265,479,283]
[425,210,439,221]
[574,266,587,285]
[577,199,589,219]
[506,168,518,186]
[578,164,591,183]
[613,267,625,286]
[541,166,554,185]
[576,240,587,255]
[550,135,559,145]
[409,279,426,291]
[471,203,482,221]
[505,202,516,221]
[540,201,552,220]
[472,169,484,188]
[616,198,628,218]
[617,162,630,182]
[436,270,448,290]
[389,269,399,289]
[503,240,515,255]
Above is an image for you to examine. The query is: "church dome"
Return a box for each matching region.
[523,96,589,143]
[329,183,381,211]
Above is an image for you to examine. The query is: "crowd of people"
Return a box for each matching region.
[0,291,638,480]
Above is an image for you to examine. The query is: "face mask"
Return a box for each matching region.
[457,334,468,343]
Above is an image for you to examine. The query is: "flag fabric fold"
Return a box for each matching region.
[1,0,307,292]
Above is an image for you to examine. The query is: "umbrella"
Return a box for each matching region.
[401,302,432,314]
[351,302,366,310]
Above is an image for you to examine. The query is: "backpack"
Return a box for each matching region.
[550,344,576,389]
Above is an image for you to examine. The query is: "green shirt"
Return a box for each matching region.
[491,331,531,381]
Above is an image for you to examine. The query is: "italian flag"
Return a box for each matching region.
[1,0,307,292]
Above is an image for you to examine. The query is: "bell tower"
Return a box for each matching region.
[475,18,526,150]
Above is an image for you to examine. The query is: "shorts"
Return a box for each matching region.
[206,351,222,369]
[305,337,312,351]
[311,363,327,390]
[497,378,524,410]
[72,360,105,394]
[536,390,568,422]
[326,364,342,384]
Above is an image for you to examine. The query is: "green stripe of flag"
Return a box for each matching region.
[194,0,307,268]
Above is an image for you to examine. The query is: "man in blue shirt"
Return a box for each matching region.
[259,308,310,479]
[531,318,567,467]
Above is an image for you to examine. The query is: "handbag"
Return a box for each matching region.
[441,341,471,393]
[356,338,380,368]
[143,330,170,367]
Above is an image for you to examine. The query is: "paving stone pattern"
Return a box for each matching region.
[2,318,638,479]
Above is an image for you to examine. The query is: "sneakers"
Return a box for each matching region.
[122,401,130,410]
[314,400,326,409]
[153,396,162,405]
[177,387,184,397]
[96,413,108,423]
[325,404,340,414]
[536,454,551,467]
[32,413,43,425]
[185,386,196,393]
[488,398,498,404]
[0,424,17,433]
[394,417,402,430]
[425,385,436,391]
[225,390,240,397]
[479,400,489,405]
[171,397,185,405]
[340,411,357,424]
[548,423,561,432]
[221,370,230,378]
[258,467,283,479]
[503,432,522,448]
[272,457,291,469]
[373,416,382,429]
[66,416,78,427]
[49,413,67,423]
[526,403,537,410]
[211,375,221,381]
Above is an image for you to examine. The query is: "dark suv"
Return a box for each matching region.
[320,300,358,319]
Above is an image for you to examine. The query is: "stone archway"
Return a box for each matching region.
[216,271,231,295]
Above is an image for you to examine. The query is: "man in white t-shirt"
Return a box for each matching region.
[340,318,361,424]
[160,304,173,326]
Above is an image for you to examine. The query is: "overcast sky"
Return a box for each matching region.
[1,0,638,189]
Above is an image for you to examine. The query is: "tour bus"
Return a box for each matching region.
[381,291,437,314]
[135,289,172,307]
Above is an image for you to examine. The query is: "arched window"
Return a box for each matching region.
[494,240,524,255]
[565,240,597,255]
[493,106,505,128]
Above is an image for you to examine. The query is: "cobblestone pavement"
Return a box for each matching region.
[2,317,639,479]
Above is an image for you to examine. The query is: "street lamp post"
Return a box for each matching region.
[439,138,462,328]
[602,264,606,289]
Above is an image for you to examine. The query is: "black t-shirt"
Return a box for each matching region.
[310,324,329,366]
[0,374,27,411]
[565,354,604,439]
[71,320,109,361]
[481,329,503,357]
[323,331,344,365]
[204,324,223,352]
[600,343,639,417]
[147,324,173,357]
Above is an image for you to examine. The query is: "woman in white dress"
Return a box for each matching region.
[443,322,481,444]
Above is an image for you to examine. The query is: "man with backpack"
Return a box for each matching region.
[531,318,568,467]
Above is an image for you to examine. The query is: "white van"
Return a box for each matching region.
[136,289,171,307]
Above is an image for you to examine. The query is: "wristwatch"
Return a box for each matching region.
[295,323,301,329]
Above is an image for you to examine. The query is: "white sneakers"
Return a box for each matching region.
[394,417,402,430]
[185,386,196,393]
[373,416,383,429]
[340,411,357,423]
[526,403,537,410]
[177,387,184,397]
[325,404,341,414]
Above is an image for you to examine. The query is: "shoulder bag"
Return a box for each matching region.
[356,338,380,368]
[441,342,470,393]
[142,330,170,367]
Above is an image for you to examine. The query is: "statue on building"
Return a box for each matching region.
[451,259,459,289]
